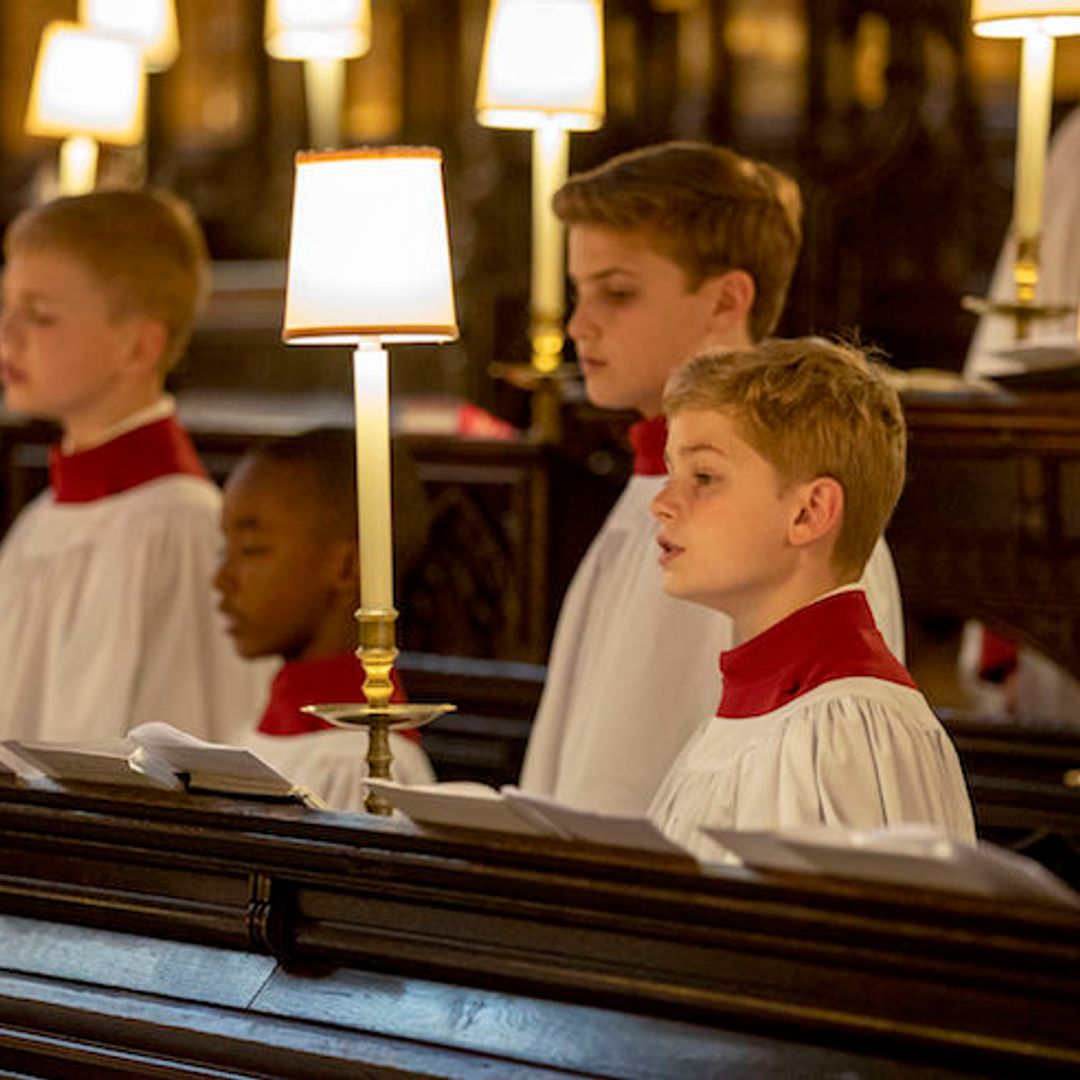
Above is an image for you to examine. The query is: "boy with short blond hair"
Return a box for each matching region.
[0,188,271,744]
[648,339,974,858]
[521,142,906,814]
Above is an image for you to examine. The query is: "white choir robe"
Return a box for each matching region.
[0,476,273,744]
[649,676,976,863]
[519,474,906,815]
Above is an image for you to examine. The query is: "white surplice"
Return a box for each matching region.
[520,469,906,814]
[650,678,976,862]
[649,590,975,862]
[0,430,272,745]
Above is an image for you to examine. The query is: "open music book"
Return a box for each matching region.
[705,823,1080,908]
[363,779,689,856]
[2,721,311,803]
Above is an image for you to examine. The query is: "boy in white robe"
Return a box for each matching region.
[648,339,975,860]
[214,430,434,809]
[520,142,905,814]
[0,189,271,744]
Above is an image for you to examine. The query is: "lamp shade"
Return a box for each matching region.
[79,0,180,71]
[25,22,146,146]
[971,0,1080,37]
[476,0,605,130]
[283,148,459,345]
[265,0,372,60]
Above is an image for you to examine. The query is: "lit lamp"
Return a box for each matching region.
[79,0,180,72]
[476,0,605,436]
[968,1,1080,338]
[25,21,146,196]
[283,148,457,814]
[265,0,372,149]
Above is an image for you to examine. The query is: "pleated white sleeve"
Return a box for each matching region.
[649,677,975,863]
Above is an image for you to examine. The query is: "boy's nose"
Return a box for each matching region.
[650,482,676,521]
[212,559,232,596]
[566,301,592,345]
[0,310,19,352]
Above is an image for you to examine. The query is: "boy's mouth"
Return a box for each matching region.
[656,534,683,568]
[0,362,26,386]
[218,604,244,636]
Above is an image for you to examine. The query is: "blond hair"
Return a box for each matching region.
[552,141,802,341]
[4,188,209,372]
[663,338,906,578]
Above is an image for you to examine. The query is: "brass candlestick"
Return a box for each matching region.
[963,235,1075,341]
[303,607,453,815]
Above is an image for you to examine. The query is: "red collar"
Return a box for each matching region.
[50,416,207,503]
[629,416,667,476]
[258,652,407,736]
[718,591,915,718]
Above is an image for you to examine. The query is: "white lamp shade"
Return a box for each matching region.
[79,0,180,71]
[971,0,1080,37]
[283,148,459,345]
[476,0,605,130]
[25,22,146,146]
[265,0,372,60]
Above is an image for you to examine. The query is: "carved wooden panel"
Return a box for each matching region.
[889,391,1080,677]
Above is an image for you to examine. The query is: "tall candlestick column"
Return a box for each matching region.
[1012,29,1055,314]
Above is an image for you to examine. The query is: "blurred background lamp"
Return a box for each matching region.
[477,0,605,382]
[79,0,180,72]
[283,147,458,812]
[265,0,373,149]
[969,0,1080,337]
[25,21,146,196]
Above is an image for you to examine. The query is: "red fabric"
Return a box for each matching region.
[629,416,667,476]
[50,416,207,503]
[258,652,409,736]
[978,627,1020,684]
[718,591,916,718]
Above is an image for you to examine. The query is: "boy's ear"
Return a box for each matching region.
[787,476,844,550]
[122,316,169,377]
[703,269,755,335]
[328,538,360,594]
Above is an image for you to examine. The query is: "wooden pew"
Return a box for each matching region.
[0,779,1078,1076]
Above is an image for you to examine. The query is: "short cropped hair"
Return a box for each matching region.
[552,141,802,341]
[245,428,359,540]
[243,428,431,579]
[4,188,209,372]
[663,338,906,578]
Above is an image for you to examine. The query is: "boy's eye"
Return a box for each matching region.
[693,472,720,488]
[601,287,634,304]
[238,544,271,557]
[0,302,54,327]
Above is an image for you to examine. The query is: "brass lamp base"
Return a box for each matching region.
[301,702,455,815]
[302,607,454,816]
[962,295,1076,341]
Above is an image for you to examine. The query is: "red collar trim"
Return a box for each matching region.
[50,416,207,503]
[258,651,407,736]
[629,416,667,476]
[718,591,915,718]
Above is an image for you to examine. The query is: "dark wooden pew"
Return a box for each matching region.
[0,778,1078,1077]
